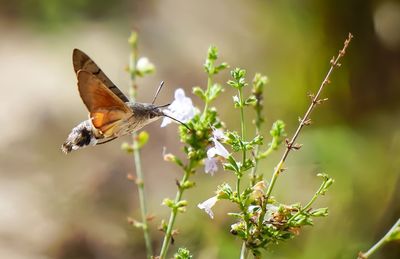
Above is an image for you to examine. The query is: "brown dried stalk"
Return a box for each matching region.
[264,33,353,199]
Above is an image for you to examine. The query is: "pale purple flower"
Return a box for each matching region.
[197,196,218,219]
[212,127,226,140]
[204,129,230,175]
[161,88,196,127]
[204,157,218,175]
[207,138,229,158]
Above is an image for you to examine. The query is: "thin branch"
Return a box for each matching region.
[128,32,153,258]
[265,33,353,199]
[358,218,400,259]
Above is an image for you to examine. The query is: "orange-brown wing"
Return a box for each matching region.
[73,49,129,102]
[77,69,132,136]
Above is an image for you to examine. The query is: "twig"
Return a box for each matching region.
[358,218,400,259]
[128,32,153,258]
[159,167,193,258]
[265,33,353,199]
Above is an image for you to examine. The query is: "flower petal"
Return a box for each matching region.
[212,128,226,140]
[204,157,218,175]
[207,147,217,158]
[212,139,229,158]
[160,117,172,127]
[197,196,218,219]
[174,88,186,101]
[161,88,196,127]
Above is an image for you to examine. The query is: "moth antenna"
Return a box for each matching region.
[156,103,171,108]
[163,114,191,131]
[96,137,118,145]
[151,81,165,104]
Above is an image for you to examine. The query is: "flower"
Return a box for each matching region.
[161,88,196,127]
[207,138,229,158]
[204,129,229,175]
[204,157,218,175]
[136,57,155,75]
[197,196,218,219]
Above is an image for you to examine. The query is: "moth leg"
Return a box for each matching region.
[96,137,118,145]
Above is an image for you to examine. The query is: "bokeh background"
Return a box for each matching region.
[0,0,399,258]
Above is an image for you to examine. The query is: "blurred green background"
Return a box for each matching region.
[0,0,399,258]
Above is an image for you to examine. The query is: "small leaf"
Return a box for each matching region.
[227,155,240,172]
[121,142,134,153]
[162,198,175,208]
[174,248,193,259]
[244,95,257,106]
[193,86,206,101]
[310,208,329,217]
[208,83,223,101]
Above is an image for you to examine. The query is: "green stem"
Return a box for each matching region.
[236,87,246,201]
[238,88,246,162]
[159,65,214,258]
[201,75,212,121]
[250,147,260,186]
[133,148,153,257]
[287,178,326,225]
[250,95,263,186]
[240,241,249,259]
[236,177,241,200]
[159,167,192,258]
[359,218,400,258]
[129,33,153,258]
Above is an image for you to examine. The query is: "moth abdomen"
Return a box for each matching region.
[61,120,98,154]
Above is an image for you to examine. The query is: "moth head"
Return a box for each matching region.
[147,104,165,121]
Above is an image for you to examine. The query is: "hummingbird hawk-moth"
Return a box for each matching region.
[61,49,187,153]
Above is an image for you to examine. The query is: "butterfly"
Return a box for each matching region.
[61,49,188,153]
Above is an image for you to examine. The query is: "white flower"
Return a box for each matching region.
[197,196,218,219]
[212,127,226,140]
[136,57,155,74]
[204,157,218,175]
[207,138,229,158]
[204,129,230,174]
[161,88,196,127]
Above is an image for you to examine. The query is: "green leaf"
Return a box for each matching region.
[217,183,233,199]
[252,73,268,95]
[269,120,286,149]
[244,95,257,106]
[228,68,247,89]
[174,248,193,259]
[208,83,223,101]
[227,155,240,172]
[121,142,134,154]
[310,207,329,217]
[233,95,242,108]
[207,46,218,61]
[162,198,175,208]
[227,212,243,218]
[192,86,206,101]
[215,62,229,73]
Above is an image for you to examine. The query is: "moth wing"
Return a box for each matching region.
[77,69,132,136]
[73,49,129,103]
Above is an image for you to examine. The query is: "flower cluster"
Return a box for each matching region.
[161,47,336,257]
[123,32,351,259]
